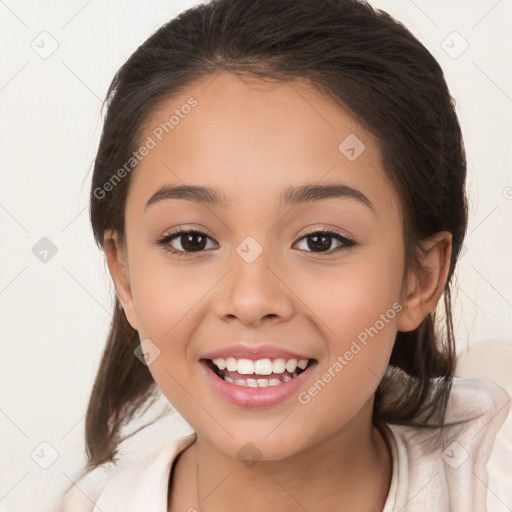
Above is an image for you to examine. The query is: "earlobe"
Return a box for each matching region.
[397,231,452,332]
[103,229,139,331]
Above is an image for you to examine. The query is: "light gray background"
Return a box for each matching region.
[1,0,511,511]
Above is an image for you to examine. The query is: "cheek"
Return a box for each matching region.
[295,247,404,348]
[291,244,403,410]
[299,269,399,395]
[128,260,202,407]
[126,249,215,390]
[128,247,208,339]
[294,275,400,435]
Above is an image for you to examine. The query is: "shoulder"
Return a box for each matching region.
[59,433,197,512]
[389,376,510,448]
[384,376,510,512]
[443,376,510,434]
[57,465,121,512]
[93,433,197,511]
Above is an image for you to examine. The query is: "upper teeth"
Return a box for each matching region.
[212,357,309,375]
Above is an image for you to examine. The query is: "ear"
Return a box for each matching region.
[397,231,452,332]
[103,229,139,331]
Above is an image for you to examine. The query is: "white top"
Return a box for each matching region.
[67,377,511,512]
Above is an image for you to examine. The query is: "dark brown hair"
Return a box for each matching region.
[67,0,468,493]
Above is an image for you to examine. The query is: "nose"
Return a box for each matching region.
[214,250,295,327]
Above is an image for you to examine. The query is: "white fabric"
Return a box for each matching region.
[64,377,510,512]
[380,378,510,511]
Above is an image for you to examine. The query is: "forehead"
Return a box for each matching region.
[127,71,395,215]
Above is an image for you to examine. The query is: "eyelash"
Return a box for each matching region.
[156,226,356,258]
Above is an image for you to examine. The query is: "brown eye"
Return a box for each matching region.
[177,232,208,252]
[156,229,217,256]
[305,233,335,252]
[294,229,355,254]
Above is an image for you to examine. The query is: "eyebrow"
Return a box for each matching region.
[144,183,374,211]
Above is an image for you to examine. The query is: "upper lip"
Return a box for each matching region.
[201,343,315,361]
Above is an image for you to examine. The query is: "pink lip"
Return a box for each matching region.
[199,359,317,408]
[201,343,313,361]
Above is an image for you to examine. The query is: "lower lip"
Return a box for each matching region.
[199,360,317,408]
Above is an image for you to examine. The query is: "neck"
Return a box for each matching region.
[169,401,392,512]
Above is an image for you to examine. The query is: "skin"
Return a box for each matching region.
[104,71,452,511]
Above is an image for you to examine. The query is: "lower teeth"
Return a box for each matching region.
[222,370,300,387]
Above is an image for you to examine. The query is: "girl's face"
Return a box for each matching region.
[107,71,432,461]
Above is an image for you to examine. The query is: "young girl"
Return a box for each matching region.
[59,0,510,510]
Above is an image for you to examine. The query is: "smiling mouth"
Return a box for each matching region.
[202,358,317,388]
